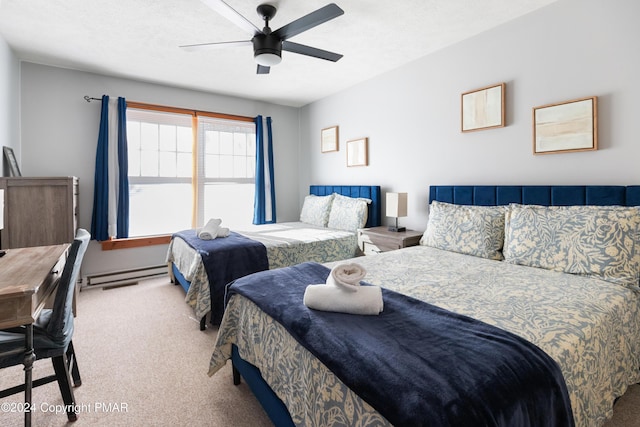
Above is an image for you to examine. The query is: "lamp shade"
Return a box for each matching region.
[386,192,408,218]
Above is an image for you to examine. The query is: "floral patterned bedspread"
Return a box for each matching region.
[165,222,359,319]
[209,245,640,427]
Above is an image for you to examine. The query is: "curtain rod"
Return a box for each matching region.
[82,95,255,122]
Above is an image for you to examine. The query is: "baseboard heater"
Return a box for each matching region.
[83,264,168,288]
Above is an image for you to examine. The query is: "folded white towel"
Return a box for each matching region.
[198,218,222,240]
[303,284,383,315]
[327,263,367,292]
[216,227,230,238]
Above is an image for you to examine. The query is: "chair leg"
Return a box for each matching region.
[51,354,78,422]
[66,340,82,387]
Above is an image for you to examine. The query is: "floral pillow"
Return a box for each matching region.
[420,201,506,260]
[327,193,370,232]
[299,194,335,227]
[503,204,640,288]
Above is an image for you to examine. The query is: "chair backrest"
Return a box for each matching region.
[46,228,91,343]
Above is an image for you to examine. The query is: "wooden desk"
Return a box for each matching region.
[0,244,69,427]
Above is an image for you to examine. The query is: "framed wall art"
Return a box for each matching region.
[3,146,21,177]
[321,126,339,153]
[461,82,506,132]
[346,137,368,167]
[533,96,597,155]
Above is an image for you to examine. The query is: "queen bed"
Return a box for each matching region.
[166,185,381,328]
[208,185,640,427]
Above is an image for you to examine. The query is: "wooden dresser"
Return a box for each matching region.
[0,177,78,249]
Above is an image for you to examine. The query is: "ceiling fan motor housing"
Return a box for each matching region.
[253,34,282,65]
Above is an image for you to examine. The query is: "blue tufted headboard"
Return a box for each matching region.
[309,185,381,228]
[429,185,640,207]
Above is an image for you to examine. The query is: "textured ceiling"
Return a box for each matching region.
[0,0,557,107]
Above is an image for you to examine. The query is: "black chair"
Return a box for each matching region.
[0,228,90,421]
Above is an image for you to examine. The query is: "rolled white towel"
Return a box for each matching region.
[216,227,230,238]
[303,284,383,315]
[198,218,222,240]
[327,263,367,292]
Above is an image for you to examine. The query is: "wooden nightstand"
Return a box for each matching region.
[358,226,423,255]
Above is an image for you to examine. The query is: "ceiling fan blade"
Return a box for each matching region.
[257,65,270,74]
[180,40,252,51]
[282,41,343,62]
[201,0,261,35]
[272,3,344,41]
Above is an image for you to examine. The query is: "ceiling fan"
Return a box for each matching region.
[181,0,344,74]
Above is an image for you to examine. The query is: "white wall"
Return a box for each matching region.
[0,34,19,176]
[300,0,640,232]
[12,0,640,275]
[19,63,301,276]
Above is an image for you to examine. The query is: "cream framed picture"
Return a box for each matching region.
[461,82,506,132]
[533,96,597,155]
[321,126,338,153]
[346,138,368,167]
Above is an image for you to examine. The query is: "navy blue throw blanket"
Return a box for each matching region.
[228,262,575,427]
[173,229,268,325]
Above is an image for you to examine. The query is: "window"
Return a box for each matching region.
[197,115,256,230]
[125,105,256,237]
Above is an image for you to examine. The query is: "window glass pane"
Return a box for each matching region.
[205,154,220,178]
[205,131,219,154]
[129,149,141,176]
[233,156,247,178]
[219,132,233,155]
[177,152,192,178]
[141,150,159,176]
[177,126,192,152]
[203,183,254,229]
[219,155,233,177]
[246,135,256,156]
[128,121,141,151]
[247,156,255,179]
[159,125,176,151]
[159,151,177,177]
[234,133,247,156]
[141,123,159,151]
[129,183,191,236]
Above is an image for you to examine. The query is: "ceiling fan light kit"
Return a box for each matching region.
[253,36,282,66]
[182,0,344,74]
[254,52,281,67]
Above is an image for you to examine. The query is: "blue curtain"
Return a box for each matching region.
[90,95,129,241]
[116,97,129,237]
[253,115,276,224]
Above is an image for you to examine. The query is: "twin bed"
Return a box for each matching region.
[166,185,381,328]
[208,185,640,427]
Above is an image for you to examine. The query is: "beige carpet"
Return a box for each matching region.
[1,276,638,426]
[0,276,272,427]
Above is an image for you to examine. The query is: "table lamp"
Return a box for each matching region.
[386,192,407,232]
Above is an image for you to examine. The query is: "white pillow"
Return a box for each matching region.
[327,193,370,232]
[300,194,335,227]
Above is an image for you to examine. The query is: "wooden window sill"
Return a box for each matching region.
[100,235,172,250]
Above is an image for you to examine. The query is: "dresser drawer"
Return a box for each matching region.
[358,227,423,255]
[362,241,400,255]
